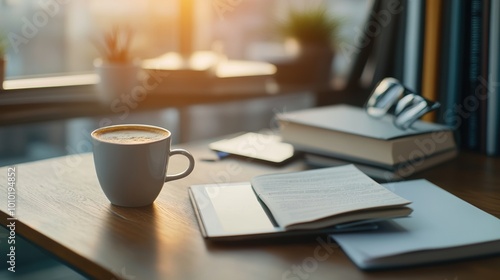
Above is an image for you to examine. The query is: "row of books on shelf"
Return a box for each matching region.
[355,0,499,156]
[277,104,457,181]
[426,0,500,155]
[406,0,499,155]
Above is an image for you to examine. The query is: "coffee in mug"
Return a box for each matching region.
[91,124,195,207]
[92,126,169,144]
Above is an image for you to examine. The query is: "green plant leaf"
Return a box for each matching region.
[279,4,341,46]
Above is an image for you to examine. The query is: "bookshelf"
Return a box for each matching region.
[346,0,499,156]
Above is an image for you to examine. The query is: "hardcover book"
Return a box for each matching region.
[277,104,457,168]
[304,148,458,182]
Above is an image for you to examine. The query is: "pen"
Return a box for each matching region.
[200,151,230,162]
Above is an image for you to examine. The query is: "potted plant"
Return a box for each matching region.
[274,4,341,87]
[93,26,140,103]
[0,33,6,90]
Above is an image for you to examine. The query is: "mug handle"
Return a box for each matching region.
[165,149,195,182]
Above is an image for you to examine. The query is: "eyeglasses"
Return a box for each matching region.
[364,77,440,129]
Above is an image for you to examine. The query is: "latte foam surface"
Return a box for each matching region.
[94,127,168,144]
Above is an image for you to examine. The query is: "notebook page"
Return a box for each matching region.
[251,165,411,229]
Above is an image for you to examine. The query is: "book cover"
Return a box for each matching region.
[278,105,456,167]
[278,104,452,140]
[331,179,500,270]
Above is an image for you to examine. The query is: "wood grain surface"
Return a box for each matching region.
[1,140,499,280]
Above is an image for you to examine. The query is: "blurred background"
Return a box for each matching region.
[0,0,368,79]
[0,1,370,278]
[0,0,371,166]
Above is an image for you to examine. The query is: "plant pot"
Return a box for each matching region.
[0,58,5,90]
[274,42,334,88]
[94,58,141,104]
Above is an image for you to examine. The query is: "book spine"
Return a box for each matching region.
[486,0,500,155]
[438,0,465,131]
[436,0,451,126]
[421,0,443,122]
[479,0,490,153]
[403,0,425,93]
[370,0,400,89]
[462,0,483,150]
[391,0,407,83]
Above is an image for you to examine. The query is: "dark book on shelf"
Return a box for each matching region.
[479,0,491,153]
[461,0,483,151]
[370,0,404,88]
[438,0,465,129]
[487,0,500,155]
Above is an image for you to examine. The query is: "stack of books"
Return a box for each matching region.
[277,104,458,181]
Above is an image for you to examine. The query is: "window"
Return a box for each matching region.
[0,0,369,80]
[1,0,178,78]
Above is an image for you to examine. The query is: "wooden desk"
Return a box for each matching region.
[1,140,499,279]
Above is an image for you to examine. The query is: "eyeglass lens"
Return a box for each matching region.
[365,77,440,129]
[365,78,406,118]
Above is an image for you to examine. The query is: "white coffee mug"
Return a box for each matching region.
[91,124,195,207]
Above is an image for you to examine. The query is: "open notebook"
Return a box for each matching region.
[189,165,412,240]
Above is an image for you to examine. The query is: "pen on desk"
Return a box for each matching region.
[200,151,230,162]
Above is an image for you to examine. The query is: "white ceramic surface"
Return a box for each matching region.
[91,124,195,207]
